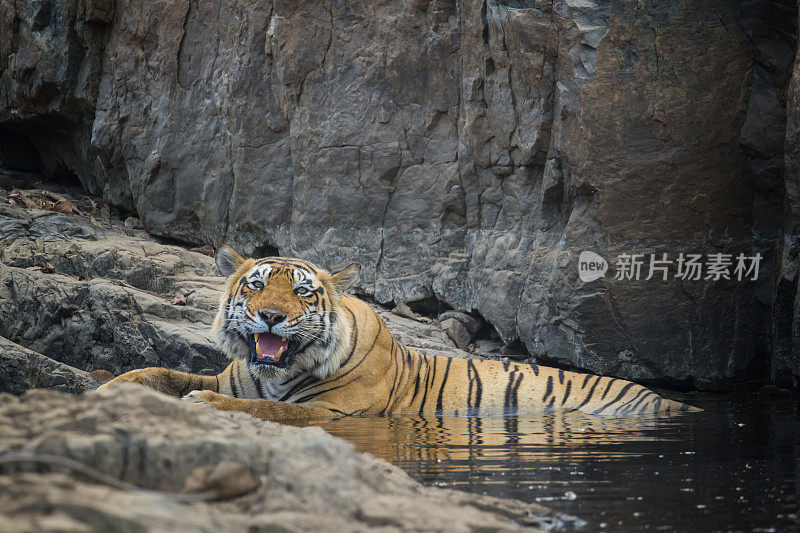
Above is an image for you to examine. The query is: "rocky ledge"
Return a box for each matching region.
[0,182,574,530]
[0,385,576,532]
[0,178,489,392]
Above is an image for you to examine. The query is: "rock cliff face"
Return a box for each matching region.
[1,0,799,389]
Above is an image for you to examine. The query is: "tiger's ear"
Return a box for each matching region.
[216,245,245,277]
[330,263,362,294]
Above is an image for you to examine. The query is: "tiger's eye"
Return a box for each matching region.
[295,286,310,296]
[249,280,264,290]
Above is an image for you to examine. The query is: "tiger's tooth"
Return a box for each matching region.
[274,346,284,360]
[254,334,263,356]
[281,336,286,342]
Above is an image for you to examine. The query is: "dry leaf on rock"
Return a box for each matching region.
[124,217,142,229]
[52,200,79,215]
[89,369,115,384]
[182,462,260,500]
[190,244,215,257]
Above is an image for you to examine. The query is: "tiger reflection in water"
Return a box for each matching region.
[321,410,671,465]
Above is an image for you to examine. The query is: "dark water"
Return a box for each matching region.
[321,394,799,531]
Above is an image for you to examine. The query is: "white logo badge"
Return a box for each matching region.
[578,251,608,282]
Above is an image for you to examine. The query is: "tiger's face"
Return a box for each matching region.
[212,246,361,380]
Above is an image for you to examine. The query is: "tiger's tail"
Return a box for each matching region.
[659,398,703,414]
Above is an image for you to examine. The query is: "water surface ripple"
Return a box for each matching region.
[321,394,798,531]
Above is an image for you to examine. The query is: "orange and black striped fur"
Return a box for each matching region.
[103,246,700,421]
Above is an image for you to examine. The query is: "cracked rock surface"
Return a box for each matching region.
[0,193,473,390]
[1,0,799,389]
[0,385,575,532]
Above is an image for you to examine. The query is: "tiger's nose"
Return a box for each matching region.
[259,310,286,326]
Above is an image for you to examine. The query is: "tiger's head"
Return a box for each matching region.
[211,245,361,380]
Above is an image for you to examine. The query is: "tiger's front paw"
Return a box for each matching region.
[99,369,158,391]
[182,390,226,405]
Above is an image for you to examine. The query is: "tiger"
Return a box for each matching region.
[101,245,700,420]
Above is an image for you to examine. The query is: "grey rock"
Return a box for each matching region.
[472,339,502,356]
[0,200,229,376]
[782,20,800,390]
[0,336,98,395]
[440,317,473,351]
[0,0,797,389]
[438,311,484,335]
[502,353,530,362]
[0,385,572,531]
[374,305,471,359]
[391,303,418,321]
[83,0,114,24]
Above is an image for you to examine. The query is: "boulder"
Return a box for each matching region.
[0,385,575,531]
[0,336,97,395]
[438,311,484,336]
[440,317,473,351]
[472,339,503,357]
[390,303,418,321]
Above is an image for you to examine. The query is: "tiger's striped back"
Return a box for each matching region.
[213,295,699,417]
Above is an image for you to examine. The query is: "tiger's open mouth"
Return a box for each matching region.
[248,332,294,368]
